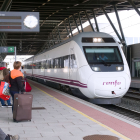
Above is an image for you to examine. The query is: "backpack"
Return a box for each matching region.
[0,70,3,81]
[0,81,10,100]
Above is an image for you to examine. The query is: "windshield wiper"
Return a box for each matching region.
[101,60,111,66]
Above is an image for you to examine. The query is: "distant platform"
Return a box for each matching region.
[0,79,140,140]
[130,77,140,89]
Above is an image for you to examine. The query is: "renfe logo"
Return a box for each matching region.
[103,80,121,86]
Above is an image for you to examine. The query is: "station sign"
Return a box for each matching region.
[0,12,39,32]
[0,46,15,53]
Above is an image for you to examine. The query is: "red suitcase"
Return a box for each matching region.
[13,94,33,122]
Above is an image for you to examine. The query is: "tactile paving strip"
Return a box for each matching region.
[83,135,119,140]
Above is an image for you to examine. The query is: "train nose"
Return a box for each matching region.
[87,74,128,98]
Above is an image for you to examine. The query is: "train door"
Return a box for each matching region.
[69,48,78,81]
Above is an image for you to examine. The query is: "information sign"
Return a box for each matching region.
[0,46,15,53]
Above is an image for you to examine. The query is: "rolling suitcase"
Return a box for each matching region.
[13,94,33,122]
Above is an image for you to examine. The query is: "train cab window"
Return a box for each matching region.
[70,54,77,68]
[63,56,69,68]
[83,46,123,64]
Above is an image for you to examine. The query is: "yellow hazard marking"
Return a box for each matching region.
[31,83,130,140]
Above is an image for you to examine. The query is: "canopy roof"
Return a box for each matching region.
[0,0,140,55]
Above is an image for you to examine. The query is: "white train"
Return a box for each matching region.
[23,32,131,104]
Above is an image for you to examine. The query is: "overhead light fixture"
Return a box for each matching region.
[42,3,46,5]
[74,4,79,6]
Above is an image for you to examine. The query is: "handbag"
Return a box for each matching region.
[25,81,32,92]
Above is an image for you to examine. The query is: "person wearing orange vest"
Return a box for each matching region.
[9,61,25,111]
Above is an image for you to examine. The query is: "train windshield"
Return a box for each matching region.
[83,46,123,64]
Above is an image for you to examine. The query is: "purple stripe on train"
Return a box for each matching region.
[26,73,87,88]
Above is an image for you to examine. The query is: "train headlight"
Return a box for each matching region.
[92,67,101,71]
[116,66,123,71]
[93,38,103,43]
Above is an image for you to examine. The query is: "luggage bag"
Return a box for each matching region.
[13,94,33,122]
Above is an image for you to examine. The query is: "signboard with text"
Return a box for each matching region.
[0,12,39,32]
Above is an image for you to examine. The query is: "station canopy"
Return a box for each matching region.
[0,0,140,55]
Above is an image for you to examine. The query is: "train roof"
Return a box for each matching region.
[24,32,115,62]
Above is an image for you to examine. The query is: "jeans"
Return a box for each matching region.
[0,98,11,106]
[0,128,6,140]
[10,91,19,112]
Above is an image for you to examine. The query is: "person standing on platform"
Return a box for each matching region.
[0,67,12,107]
[20,66,26,78]
[0,128,20,140]
[9,61,25,111]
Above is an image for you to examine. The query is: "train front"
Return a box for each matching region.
[82,36,131,104]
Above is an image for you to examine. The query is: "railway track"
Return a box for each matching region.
[100,104,140,122]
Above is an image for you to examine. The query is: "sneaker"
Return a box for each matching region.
[7,104,12,108]
[1,104,7,107]
[6,134,20,140]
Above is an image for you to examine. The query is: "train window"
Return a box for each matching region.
[70,54,77,68]
[46,60,49,69]
[32,63,36,69]
[41,61,46,69]
[63,56,69,68]
[59,57,64,68]
[54,59,59,68]
[50,59,54,68]
[27,63,32,69]
[36,62,41,69]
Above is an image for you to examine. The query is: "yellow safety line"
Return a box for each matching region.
[31,83,130,140]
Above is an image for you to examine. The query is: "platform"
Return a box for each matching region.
[0,80,140,140]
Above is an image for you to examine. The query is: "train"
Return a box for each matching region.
[23,32,131,104]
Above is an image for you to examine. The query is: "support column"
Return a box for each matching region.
[92,9,99,32]
[85,10,95,32]
[73,15,80,33]
[57,26,61,43]
[64,21,70,38]
[114,5,127,56]
[127,0,140,16]
[51,33,55,45]
[68,18,73,37]
[54,29,59,43]
[78,12,83,32]
[102,7,122,42]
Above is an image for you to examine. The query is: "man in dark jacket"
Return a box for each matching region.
[9,61,25,111]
